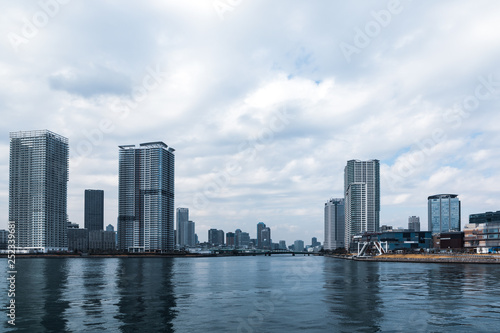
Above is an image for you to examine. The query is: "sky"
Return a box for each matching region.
[1,0,500,246]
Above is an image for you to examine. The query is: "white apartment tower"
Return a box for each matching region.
[344,159,380,249]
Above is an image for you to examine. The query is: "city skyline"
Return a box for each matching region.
[2,1,500,245]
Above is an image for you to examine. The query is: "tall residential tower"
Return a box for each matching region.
[324,198,345,250]
[118,142,175,252]
[9,130,69,252]
[344,159,380,249]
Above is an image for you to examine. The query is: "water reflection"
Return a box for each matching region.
[114,258,176,332]
[323,259,382,332]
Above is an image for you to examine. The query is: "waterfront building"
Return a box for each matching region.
[0,229,8,250]
[408,216,420,232]
[226,232,235,247]
[176,208,189,248]
[89,230,116,251]
[294,240,305,252]
[257,222,266,248]
[324,198,345,250]
[352,231,432,252]
[117,142,175,252]
[235,229,242,247]
[437,232,464,250]
[84,189,104,231]
[67,228,89,252]
[464,220,500,253]
[279,240,287,250]
[208,229,225,246]
[187,221,195,247]
[261,227,271,249]
[428,194,461,234]
[240,232,250,247]
[9,130,69,252]
[344,159,380,249]
[469,211,500,224]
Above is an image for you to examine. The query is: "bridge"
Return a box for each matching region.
[209,249,321,256]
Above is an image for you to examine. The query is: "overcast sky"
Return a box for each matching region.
[2,0,500,245]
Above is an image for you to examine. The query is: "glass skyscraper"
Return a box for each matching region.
[344,159,380,249]
[118,142,175,252]
[324,198,345,250]
[428,194,461,234]
[85,189,104,231]
[9,130,69,252]
[176,207,189,248]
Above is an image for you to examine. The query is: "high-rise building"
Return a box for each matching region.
[9,130,69,252]
[208,229,224,246]
[235,229,242,247]
[117,142,175,252]
[294,240,304,252]
[261,227,271,249]
[279,240,287,250]
[85,189,104,231]
[240,232,250,247]
[324,198,345,250]
[257,222,266,248]
[344,159,380,249]
[226,232,235,246]
[428,194,460,234]
[106,224,114,232]
[187,221,195,247]
[176,208,189,247]
[408,216,420,232]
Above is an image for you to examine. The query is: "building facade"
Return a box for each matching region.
[324,198,345,250]
[257,222,266,249]
[428,194,461,234]
[208,229,224,246]
[9,130,69,252]
[117,142,175,252]
[408,216,420,232]
[176,208,189,248]
[294,240,305,252]
[261,227,271,249]
[344,159,380,249]
[187,221,195,247]
[85,189,104,231]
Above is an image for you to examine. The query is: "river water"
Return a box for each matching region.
[1,256,500,332]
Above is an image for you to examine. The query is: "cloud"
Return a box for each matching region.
[48,64,131,97]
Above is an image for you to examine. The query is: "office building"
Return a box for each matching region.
[257,222,266,249]
[279,240,287,250]
[85,189,104,231]
[226,232,235,246]
[344,159,380,249]
[117,142,175,252]
[187,221,195,247]
[408,216,420,232]
[106,224,114,232]
[428,194,461,234]
[324,198,345,250]
[67,228,89,252]
[469,211,500,224]
[240,232,250,247]
[208,229,224,246]
[261,227,271,249]
[89,230,116,251]
[176,208,189,248]
[294,240,305,252]
[9,130,69,252]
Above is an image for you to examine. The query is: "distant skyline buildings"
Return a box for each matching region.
[344,159,380,249]
[9,130,69,252]
[176,208,189,248]
[324,198,345,250]
[428,194,461,234]
[257,222,266,249]
[117,142,175,252]
[85,189,104,231]
[408,216,420,232]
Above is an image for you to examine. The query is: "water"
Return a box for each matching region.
[1,256,500,332]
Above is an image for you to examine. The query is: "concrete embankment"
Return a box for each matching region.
[325,254,500,264]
